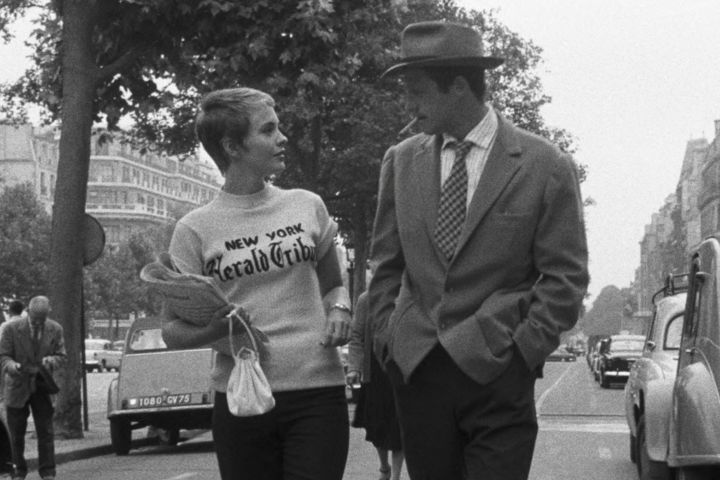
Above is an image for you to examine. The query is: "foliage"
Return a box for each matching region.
[83,224,173,321]
[580,285,626,336]
[0,182,51,300]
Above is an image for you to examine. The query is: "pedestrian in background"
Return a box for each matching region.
[369,21,588,480]
[346,291,404,480]
[161,87,351,480]
[0,296,66,480]
[0,299,24,404]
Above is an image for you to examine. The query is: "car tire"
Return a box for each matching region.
[110,417,132,456]
[637,415,670,480]
[158,428,180,446]
[674,467,720,480]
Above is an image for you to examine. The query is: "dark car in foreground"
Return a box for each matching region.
[106,316,215,455]
[596,334,645,388]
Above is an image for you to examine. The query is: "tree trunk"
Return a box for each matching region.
[50,0,98,439]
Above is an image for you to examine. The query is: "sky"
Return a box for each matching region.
[2,1,720,307]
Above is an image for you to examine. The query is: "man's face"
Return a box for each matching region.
[402,69,455,136]
[29,311,47,331]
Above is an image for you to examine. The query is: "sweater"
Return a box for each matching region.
[169,183,345,393]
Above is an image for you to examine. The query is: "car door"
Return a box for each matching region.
[671,238,720,460]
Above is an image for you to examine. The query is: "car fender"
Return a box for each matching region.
[643,377,675,462]
[107,376,119,418]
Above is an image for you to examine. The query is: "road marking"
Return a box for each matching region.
[539,422,629,433]
[535,362,575,414]
[598,447,613,459]
[163,474,199,480]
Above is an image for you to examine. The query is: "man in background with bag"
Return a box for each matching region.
[0,296,66,480]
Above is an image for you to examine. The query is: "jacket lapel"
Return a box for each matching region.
[17,321,34,361]
[414,135,443,240]
[454,115,524,257]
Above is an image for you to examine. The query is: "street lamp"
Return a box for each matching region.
[345,247,355,309]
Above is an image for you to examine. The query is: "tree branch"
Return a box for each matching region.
[95,45,146,82]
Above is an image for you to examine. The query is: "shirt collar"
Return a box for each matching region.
[442,104,498,151]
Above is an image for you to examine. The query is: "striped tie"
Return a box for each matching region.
[435,141,473,260]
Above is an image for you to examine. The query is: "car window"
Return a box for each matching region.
[128,328,167,352]
[664,314,684,350]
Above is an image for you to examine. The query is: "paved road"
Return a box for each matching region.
[21,359,639,479]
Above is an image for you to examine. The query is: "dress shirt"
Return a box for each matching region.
[440,104,498,208]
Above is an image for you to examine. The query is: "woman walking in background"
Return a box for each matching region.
[346,290,404,480]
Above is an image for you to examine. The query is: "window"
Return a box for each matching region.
[40,172,47,195]
[664,314,684,349]
[122,167,131,183]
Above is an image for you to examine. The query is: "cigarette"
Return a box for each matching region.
[398,117,418,137]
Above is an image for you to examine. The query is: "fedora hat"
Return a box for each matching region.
[381,21,504,78]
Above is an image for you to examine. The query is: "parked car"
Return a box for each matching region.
[96,340,124,372]
[106,316,215,455]
[84,338,112,372]
[595,334,645,388]
[547,346,576,362]
[624,273,686,474]
[639,236,720,479]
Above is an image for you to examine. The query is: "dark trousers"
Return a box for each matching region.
[212,385,349,480]
[387,345,538,480]
[7,391,56,478]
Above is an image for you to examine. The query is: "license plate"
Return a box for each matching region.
[126,392,204,409]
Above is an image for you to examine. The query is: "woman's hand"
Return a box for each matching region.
[321,308,351,348]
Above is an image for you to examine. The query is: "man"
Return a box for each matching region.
[0,296,66,480]
[368,21,588,480]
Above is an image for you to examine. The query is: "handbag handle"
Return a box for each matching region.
[228,307,259,358]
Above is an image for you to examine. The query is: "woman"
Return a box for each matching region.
[162,87,351,480]
[346,291,404,480]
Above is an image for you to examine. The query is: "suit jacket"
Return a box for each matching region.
[368,112,589,385]
[0,317,66,407]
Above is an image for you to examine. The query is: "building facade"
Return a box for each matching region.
[698,120,720,240]
[0,124,222,246]
[634,122,720,322]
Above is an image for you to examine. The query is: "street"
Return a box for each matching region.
[39,359,639,480]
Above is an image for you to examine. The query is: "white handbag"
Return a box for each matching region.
[226,313,275,416]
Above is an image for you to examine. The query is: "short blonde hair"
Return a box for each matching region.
[196,88,275,173]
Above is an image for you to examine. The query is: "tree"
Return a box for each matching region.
[0,182,52,300]
[581,285,625,336]
[83,225,173,333]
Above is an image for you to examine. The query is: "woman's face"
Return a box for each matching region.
[239,103,288,178]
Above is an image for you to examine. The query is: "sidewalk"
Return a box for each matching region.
[18,401,409,480]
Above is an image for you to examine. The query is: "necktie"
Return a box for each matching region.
[435,141,473,259]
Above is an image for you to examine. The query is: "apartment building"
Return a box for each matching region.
[0,124,222,245]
